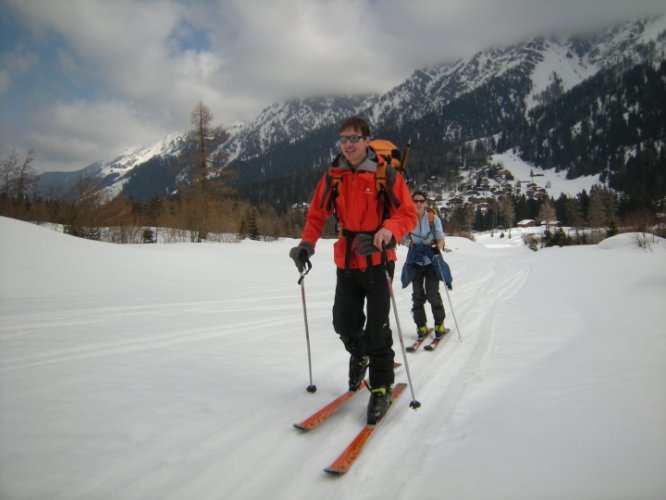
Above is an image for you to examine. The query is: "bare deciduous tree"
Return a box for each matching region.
[588,188,609,229]
[537,196,557,231]
[187,101,230,241]
[1,149,35,199]
[0,150,19,196]
[191,101,215,189]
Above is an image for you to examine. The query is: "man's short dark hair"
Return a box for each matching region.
[339,116,371,137]
[412,190,428,200]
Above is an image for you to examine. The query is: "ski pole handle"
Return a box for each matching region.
[297,258,312,285]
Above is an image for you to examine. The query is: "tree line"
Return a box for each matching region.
[0,102,308,242]
[3,67,665,244]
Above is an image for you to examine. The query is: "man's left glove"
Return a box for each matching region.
[352,233,396,256]
[289,242,314,273]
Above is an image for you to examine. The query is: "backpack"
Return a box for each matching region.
[424,206,438,235]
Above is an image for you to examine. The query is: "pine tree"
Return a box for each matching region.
[245,208,260,241]
[501,196,515,237]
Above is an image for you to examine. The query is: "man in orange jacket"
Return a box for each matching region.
[289,116,417,424]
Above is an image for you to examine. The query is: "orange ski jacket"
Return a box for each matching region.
[300,148,417,271]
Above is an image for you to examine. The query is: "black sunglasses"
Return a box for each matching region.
[413,199,426,203]
[339,135,364,144]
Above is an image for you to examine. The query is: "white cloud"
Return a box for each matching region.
[0,70,10,95]
[28,100,170,170]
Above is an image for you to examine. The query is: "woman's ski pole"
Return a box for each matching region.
[433,251,463,341]
[298,260,317,393]
[442,281,463,341]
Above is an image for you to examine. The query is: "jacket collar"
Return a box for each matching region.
[331,148,379,173]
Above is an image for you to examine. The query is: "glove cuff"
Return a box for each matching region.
[299,241,315,257]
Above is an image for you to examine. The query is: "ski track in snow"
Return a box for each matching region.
[390,250,533,494]
[0,285,308,373]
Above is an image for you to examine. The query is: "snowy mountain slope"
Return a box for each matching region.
[370,15,666,128]
[35,15,666,201]
[35,132,191,199]
[1,216,665,499]
[492,151,601,197]
[220,94,376,163]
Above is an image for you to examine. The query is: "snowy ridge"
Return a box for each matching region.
[370,15,666,128]
[525,40,598,110]
[100,131,188,178]
[221,95,375,163]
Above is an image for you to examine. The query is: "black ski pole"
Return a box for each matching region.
[298,260,317,393]
[382,246,421,409]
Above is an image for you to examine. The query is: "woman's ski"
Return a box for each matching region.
[423,328,451,351]
[406,329,433,352]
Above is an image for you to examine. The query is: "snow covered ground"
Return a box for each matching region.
[1,216,665,500]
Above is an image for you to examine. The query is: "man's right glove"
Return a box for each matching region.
[352,233,379,256]
[352,233,397,256]
[289,242,314,273]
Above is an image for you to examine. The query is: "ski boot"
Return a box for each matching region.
[348,355,369,392]
[367,385,392,425]
[434,323,446,338]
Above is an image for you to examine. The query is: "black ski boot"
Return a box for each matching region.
[348,355,369,391]
[367,386,392,425]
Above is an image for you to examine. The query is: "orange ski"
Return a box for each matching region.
[293,382,367,431]
[324,382,407,475]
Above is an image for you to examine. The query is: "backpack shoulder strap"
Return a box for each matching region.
[320,169,342,211]
[375,160,400,212]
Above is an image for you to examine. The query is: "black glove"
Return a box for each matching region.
[289,242,314,273]
[352,234,396,256]
[352,233,379,256]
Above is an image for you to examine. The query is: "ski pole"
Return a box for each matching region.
[433,249,463,341]
[442,281,463,341]
[382,246,421,409]
[298,259,317,393]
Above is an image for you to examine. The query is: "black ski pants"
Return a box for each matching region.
[332,262,395,389]
[411,263,446,327]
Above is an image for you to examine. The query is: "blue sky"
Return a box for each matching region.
[1,0,664,173]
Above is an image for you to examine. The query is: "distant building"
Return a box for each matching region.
[517,219,536,228]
